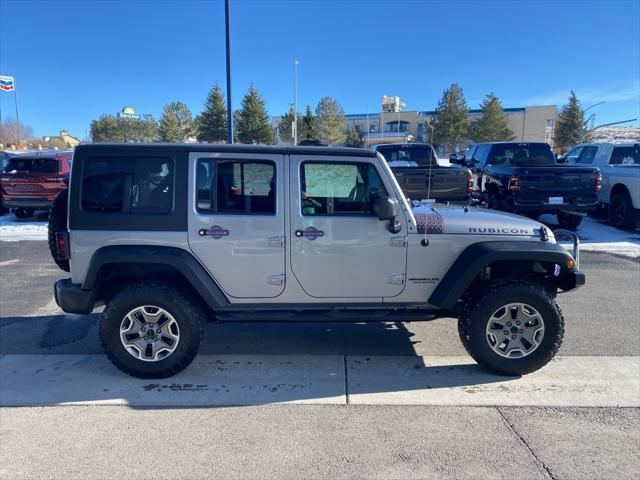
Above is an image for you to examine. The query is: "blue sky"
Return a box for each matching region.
[1,0,638,139]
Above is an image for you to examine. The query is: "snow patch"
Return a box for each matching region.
[0,213,48,241]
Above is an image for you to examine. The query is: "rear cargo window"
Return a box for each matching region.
[488,144,554,166]
[300,162,387,216]
[3,158,59,174]
[81,157,174,214]
[610,146,640,165]
[196,158,276,214]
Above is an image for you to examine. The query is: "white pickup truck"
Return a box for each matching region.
[563,142,639,229]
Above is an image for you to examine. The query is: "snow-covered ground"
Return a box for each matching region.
[1,211,638,258]
[0,212,49,241]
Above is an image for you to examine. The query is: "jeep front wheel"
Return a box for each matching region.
[100,282,205,378]
[458,280,564,375]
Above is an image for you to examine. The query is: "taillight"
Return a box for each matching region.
[466,173,473,193]
[508,176,520,192]
[55,231,70,260]
[595,172,602,193]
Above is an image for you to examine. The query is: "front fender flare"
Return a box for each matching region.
[428,241,580,310]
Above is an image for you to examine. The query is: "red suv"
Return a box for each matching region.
[0,151,72,218]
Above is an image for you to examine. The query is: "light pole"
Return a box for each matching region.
[224,0,233,144]
[293,59,299,145]
[580,101,605,142]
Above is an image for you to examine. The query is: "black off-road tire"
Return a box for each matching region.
[12,208,34,219]
[556,211,583,230]
[47,189,70,272]
[458,279,564,375]
[609,193,636,230]
[100,282,205,379]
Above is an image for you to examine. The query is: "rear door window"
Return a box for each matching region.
[196,159,275,214]
[609,146,640,165]
[81,157,174,214]
[300,162,387,216]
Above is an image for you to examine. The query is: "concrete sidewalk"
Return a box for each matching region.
[1,354,638,407]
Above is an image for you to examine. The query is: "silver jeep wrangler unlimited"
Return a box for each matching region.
[51,144,584,378]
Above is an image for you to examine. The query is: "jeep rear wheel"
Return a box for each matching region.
[458,280,564,375]
[100,282,205,378]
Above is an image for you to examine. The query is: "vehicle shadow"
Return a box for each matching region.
[0,313,520,408]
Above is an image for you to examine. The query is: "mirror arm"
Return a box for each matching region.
[387,219,402,234]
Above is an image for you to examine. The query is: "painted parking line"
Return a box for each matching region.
[0,354,346,406]
[347,355,640,407]
[0,354,638,407]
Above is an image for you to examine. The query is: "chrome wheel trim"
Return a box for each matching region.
[119,306,180,362]
[485,302,545,359]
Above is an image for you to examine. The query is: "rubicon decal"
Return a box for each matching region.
[198,225,230,239]
[415,213,444,234]
[295,227,324,240]
[468,227,530,234]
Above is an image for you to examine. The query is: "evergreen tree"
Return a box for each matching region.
[316,96,346,145]
[301,105,318,141]
[198,84,227,142]
[158,102,194,142]
[90,115,120,142]
[471,93,515,142]
[135,114,158,142]
[344,125,363,148]
[235,84,274,144]
[431,83,470,152]
[554,90,583,151]
[277,106,303,144]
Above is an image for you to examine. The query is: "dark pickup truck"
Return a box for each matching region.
[451,142,601,229]
[373,143,472,203]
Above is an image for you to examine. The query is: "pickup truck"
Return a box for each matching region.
[561,142,639,229]
[452,142,601,229]
[372,143,472,203]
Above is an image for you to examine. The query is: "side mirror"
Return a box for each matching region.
[557,154,566,163]
[377,196,399,220]
[449,153,458,162]
[376,196,402,234]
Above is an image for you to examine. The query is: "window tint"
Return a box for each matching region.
[488,144,554,166]
[576,146,598,164]
[301,162,387,216]
[4,157,59,174]
[82,157,174,214]
[376,145,435,166]
[196,159,275,214]
[565,146,583,163]
[610,146,640,165]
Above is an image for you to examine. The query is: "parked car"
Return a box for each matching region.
[0,150,72,218]
[51,143,583,379]
[372,143,472,202]
[452,142,601,229]
[562,142,639,229]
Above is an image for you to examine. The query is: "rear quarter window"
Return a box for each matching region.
[609,146,640,165]
[81,156,174,214]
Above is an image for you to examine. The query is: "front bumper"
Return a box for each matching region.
[54,279,96,314]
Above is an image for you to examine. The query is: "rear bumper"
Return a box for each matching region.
[511,197,599,213]
[2,197,55,209]
[54,279,96,314]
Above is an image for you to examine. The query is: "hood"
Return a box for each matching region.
[411,204,548,239]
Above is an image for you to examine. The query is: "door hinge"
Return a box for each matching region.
[390,236,407,247]
[267,235,285,248]
[388,274,405,285]
[267,274,285,286]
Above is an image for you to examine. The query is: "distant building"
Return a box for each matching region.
[274,100,558,152]
[43,130,81,148]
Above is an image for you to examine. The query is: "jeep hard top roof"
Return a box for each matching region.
[75,143,376,158]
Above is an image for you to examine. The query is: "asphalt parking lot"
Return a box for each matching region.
[1,232,639,479]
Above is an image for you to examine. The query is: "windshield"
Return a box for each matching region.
[3,157,60,174]
[488,144,555,166]
[376,145,435,166]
